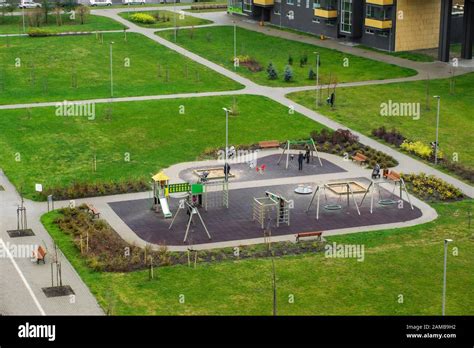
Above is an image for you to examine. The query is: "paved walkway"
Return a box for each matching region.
[0,6,472,315]
[0,170,104,315]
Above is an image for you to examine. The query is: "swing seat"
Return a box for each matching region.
[378,199,397,206]
[324,204,342,211]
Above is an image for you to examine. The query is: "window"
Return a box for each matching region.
[287,0,294,5]
[365,28,375,34]
[378,31,389,37]
[312,17,321,23]
[366,5,392,20]
[340,0,352,33]
[274,8,281,15]
[243,0,252,12]
[313,0,336,9]
[306,0,309,8]
[297,0,301,6]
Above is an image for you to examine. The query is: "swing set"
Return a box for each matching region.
[277,139,323,169]
[306,182,361,219]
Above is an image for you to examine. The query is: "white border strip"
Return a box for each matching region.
[0,238,46,316]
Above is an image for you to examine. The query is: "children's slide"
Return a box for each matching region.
[159,197,173,218]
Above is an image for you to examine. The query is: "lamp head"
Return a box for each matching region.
[445,239,453,243]
[433,95,440,99]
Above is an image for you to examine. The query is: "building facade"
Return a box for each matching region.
[228,0,473,60]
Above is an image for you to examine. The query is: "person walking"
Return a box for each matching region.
[305,145,311,164]
[298,151,304,171]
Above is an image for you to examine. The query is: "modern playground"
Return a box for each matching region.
[106,141,428,249]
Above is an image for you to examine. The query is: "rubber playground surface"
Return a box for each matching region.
[179,154,346,183]
[109,178,423,246]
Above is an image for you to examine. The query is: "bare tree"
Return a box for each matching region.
[53,6,62,26]
[42,0,51,24]
[76,5,90,25]
[28,8,43,28]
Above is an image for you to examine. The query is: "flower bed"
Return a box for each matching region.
[401,173,464,202]
[53,206,325,272]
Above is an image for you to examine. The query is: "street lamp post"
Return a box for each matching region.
[433,96,441,165]
[22,8,26,33]
[109,42,114,98]
[174,0,177,43]
[233,21,237,71]
[442,238,453,316]
[314,52,320,107]
[222,108,229,182]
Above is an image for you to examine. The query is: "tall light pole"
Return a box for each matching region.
[442,238,453,316]
[233,21,237,71]
[22,8,26,33]
[109,42,114,98]
[222,107,229,182]
[314,52,320,107]
[174,0,177,43]
[433,95,441,165]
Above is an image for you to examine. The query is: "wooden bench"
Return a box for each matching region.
[352,152,368,165]
[385,170,401,182]
[295,231,323,242]
[85,203,100,219]
[259,140,280,149]
[33,246,47,264]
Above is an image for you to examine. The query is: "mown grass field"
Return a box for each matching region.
[157,26,417,87]
[0,95,323,199]
[41,199,474,315]
[0,13,125,34]
[287,73,474,170]
[0,32,242,104]
[118,10,212,28]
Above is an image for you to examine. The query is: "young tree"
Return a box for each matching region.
[28,7,43,27]
[42,0,51,24]
[288,54,293,66]
[266,63,278,80]
[284,65,293,82]
[76,5,90,25]
[53,6,62,26]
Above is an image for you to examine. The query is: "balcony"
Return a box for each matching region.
[253,0,274,6]
[366,0,393,5]
[365,18,392,29]
[314,9,338,18]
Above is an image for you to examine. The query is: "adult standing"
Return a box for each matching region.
[298,151,304,171]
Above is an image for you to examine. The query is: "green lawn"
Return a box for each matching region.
[0,32,241,104]
[357,45,435,62]
[156,26,417,87]
[0,95,323,199]
[41,199,474,315]
[118,10,212,28]
[0,13,125,34]
[287,73,474,169]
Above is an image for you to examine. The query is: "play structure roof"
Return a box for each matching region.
[152,171,169,182]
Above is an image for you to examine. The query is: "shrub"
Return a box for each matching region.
[129,13,156,24]
[39,179,150,200]
[284,65,293,82]
[372,126,406,147]
[441,161,474,184]
[402,173,464,202]
[401,140,443,160]
[266,63,278,80]
[288,54,293,65]
[27,28,53,37]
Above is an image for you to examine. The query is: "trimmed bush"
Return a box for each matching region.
[401,140,443,161]
[129,13,156,24]
[27,28,53,37]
